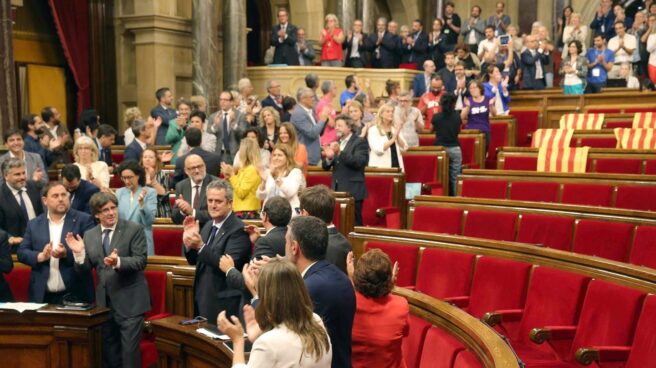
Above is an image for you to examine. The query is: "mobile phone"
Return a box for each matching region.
[499,35,510,45]
[180,318,206,325]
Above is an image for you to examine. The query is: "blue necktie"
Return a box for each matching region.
[102,229,112,256]
[18,189,28,220]
[223,112,230,151]
[206,226,219,248]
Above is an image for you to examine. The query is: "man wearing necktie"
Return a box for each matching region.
[67,192,150,368]
[182,179,251,323]
[270,8,299,65]
[0,158,44,252]
[208,91,247,165]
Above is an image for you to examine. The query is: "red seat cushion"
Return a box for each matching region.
[561,183,613,207]
[153,226,184,256]
[5,267,30,302]
[419,135,434,146]
[572,220,634,262]
[459,136,479,168]
[403,154,440,191]
[593,158,643,174]
[587,108,620,113]
[503,156,538,170]
[516,214,574,251]
[411,207,463,234]
[509,181,560,203]
[306,173,331,188]
[646,160,656,175]
[467,257,532,319]
[416,248,475,300]
[110,174,124,189]
[604,120,633,129]
[487,122,510,169]
[419,327,465,368]
[365,242,418,288]
[144,270,169,320]
[577,137,617,148]
[363,176,397,227]
[463,210,517,241]
[629,225,656,269]
[460,179,507,199]
[625,107,656,113]
[453,350,483,368]
[509,110,539,146]
[140,339,158,368]
[615,186,656,212]
[111,152,124,164]
[626,295,656,368]
[402,315,431,368]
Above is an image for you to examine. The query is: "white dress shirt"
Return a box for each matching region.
[10,184,37,220]
[47,213,67,292]
[73,223,120,268]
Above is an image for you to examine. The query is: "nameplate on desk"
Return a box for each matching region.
[0,302,47,313]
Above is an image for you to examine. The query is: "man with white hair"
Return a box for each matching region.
[290,87,331,165]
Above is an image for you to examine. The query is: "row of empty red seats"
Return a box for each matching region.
[366,242,656,368]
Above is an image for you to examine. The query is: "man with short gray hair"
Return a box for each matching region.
[291,87,331,165]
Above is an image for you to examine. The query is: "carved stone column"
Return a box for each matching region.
[337,0,356,33]
[0,0,18,134]
[362,0,375,33]
[222,0,246,90]
[192,0,220,111]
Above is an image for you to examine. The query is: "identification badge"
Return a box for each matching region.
[592,68,601,77]
[445,29,450,34]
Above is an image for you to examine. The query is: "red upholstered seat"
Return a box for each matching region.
[487,122,510,169]
[141,271,171,368]
[419,135,434,146]
[466,257,532,319]
[402,314,431,368]
[560,183,613,207]
[463,210,517,241]
[509,181,560,203]
[460,179,507,199]
[577,137,617,148]
[572,220,634,262]
[411,207,463,234]
[110,174,124,189]
[452,350,483,368]
[111,152,123,164]
[626,107,656,113]
[415,248,475,300]
[5,267,30,302]
[305,173,331,188]
[140,340,158,368]
[593,158,643,174]
[419,327,465,368]
[363,176,400,228]
[587,108,619,113]
[516,214,574,251]
[646,160,656,175]
[615,186,656,212]
[509,110,539,146]
[403,153,443,195]
[332,202,342,232]
[629,225,656,269]
[365,242,418,288]
[153,226,184,256]
[604,120,633,129]
[459,136,479,169]
[503,156,538,170]
[626,295,656,368]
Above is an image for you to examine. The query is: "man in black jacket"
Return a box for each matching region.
[270,8,299,65]
[61,164,100,215]
[150,87,177,145]
[368,17,401,68]
[173,128,221,185]
[322,115,369,226]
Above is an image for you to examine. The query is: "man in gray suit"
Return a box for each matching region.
[207,91,247,165]
[67,192,150,368]
[297,27,316,66]
[290,87,331,165]
[0,129,47,188]
[172,154,217,228]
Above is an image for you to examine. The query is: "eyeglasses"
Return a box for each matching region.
[186,164,204,172]
[399,99,411,103]
[120,175,135,181]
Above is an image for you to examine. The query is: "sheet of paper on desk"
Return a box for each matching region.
[196,327,230,340]
[0,303,47,313]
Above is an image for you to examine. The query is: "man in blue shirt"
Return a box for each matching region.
[585,34,615,93]
[339,75,359,108]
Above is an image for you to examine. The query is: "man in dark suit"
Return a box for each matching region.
[68,192,151,368]
[61,164,100,214]
[369,18,401,68]
[0,158,44,251]
[123,119,150,162]
[412,60,436,97]
[406,19,429,70]
[322,115,369,226]
[207,91,247,165]
[173,128,221,185]
[285,216,355,368]
[182,179,251,323]
[344,19,369,68]
[96,124,117,169]
[172,154,217,227]
[0,229,14,302]
[150,87,178,145]
[260,80,286,116]
[521,35,550,90]
[270,8,299,65]
[17,182,95,304]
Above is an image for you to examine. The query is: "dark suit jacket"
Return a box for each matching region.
[173,147,221,186]
[326,227,351,274]
[521,49,551,90]
[258,126,279,151]
[408,31,429,69]
[123,140,144,162]
[343,33,370,66]
[429,33,449,70]
[412,73,430,98]
[261,96,285,116]
[171,174,217,227]
[304,260,356,368]
[380,32,401,68]
[271,23,300,65]
[185,213,251,323]
[151,105,178,145]
[17,209,96,303]
[322,134,369,201]
[70,180,100,214]
[0,230,13,302]
[76,219,151,318]
[97,140,112,167]
[0,182,44,249]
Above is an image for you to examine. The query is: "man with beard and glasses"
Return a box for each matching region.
[417,74,446,126]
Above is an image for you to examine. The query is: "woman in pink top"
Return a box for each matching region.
[321,14,345,66]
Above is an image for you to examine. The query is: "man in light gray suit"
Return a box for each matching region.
[67,192,150,368]
[297,27,316,66]
[207,91,247,165]
[0,129,47,188]
[290,87,331,165]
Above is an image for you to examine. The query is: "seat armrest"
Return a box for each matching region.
[375,206,400,218]
[444,295,470,308]
[422,181,443,195]
[575,346,631,366]
[530,325,577,344]
[483,309,524,327]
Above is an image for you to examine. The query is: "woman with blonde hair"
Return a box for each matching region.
[320,13,345,66]
[256,143,305,213]
[140,147,173,218]
[122,107,142,146]
[258,106,280,151]
[562,13,588,58]
[222,138,262,219]
[218,258,332,367]
[367,104,406,171]
[278,122,308,174]
[73,136,110,189]
[346,100,370,138]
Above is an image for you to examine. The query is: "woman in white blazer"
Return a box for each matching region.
[73,136,111,190]
[256,143,305,214]
[367,103,407,171]
[218,258,332,368]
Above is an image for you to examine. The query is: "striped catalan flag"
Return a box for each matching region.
[537,146,590,173]
[559,113,605,130]
[632,112,656,129]
[531,129,574,149]
[614,128,656,149]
